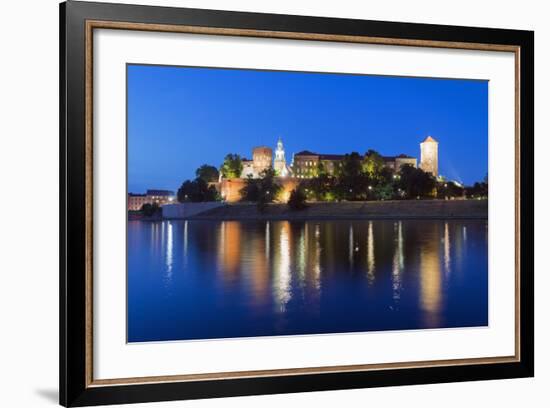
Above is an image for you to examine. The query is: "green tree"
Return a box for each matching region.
[465,179,488,198]
[437,181,464,198]
[220,154,243,179]
[239,167,281,211]
[195,164,219,183]
[287,187,308,211]
[335,152,368,200]
[257,167,282,205]
[240,174,261,202]
[305,173,336,201]
[177,178,219,202]
[363,149,385,180]
[316,161,328,177]
[372,183,394,200]
[398,164,436,198]
[140,202,161,217]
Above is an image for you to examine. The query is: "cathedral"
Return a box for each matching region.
[273,137,292,177]
[240,137,291,179]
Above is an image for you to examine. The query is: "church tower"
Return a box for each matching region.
[274,137,289,176]
[420,136,438,176]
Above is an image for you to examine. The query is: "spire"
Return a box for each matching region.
[274,136,286,175]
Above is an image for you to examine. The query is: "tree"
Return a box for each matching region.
[239,167,281,211]
[363,149,385,180]
[305,173,336,201]
[335,152,369,200]
[316,161,328,177]
[195,164,219,183]
[257,167,282,204]
[398,164,436,198]
[437,181,464,198]
[465,179,488,198]
[220,154,243,179]
[140,202,161,217]
[372,183,394,201]
[177,178,219,202]
[288,188,308,210]
[240,174,261,202]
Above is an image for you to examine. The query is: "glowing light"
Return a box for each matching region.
[273,222,291,312]
[392,221,404,301]
[367,221,375,284]
[265,222,270,257]
[348,225,354,267]
[419,224,442,327]
[166,223,173,269]
[444,222,451,275]
[313,224,321,291]
[183,220,188,265]
[164,222,173,287]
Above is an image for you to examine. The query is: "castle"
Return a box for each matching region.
[236,135,438,180]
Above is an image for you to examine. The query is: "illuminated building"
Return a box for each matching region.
[127,189,175,211]
[127,193,149,211]
[240,158,255,178]
[291,151,418,179]
[384,154,418,172]
[252,146,272,175]
[273,137,292,177]
[420,135,439,176]
[146,189,176,205]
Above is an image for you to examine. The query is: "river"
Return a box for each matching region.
[128,219,488,342]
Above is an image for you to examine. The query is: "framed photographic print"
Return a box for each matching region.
[60,1,534,406]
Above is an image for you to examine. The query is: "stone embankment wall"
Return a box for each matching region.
[192,199,488,221]
[162,202,224,219]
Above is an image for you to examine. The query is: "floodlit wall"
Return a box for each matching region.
[220,178,300,203]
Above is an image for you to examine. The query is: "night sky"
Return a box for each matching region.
[127,64,488,193]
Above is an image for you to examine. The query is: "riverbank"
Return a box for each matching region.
[189,199,488,221]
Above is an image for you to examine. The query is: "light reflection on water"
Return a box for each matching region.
[128,219,488,342]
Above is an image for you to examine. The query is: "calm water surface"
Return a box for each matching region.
[128,219,488,342]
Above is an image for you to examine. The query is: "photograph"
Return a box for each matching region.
[126,64,489,343]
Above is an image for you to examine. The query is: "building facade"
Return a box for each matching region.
[128,193,149,211]
[227,135,434,184]
[420,136,439,176]
[252,146,272,176]
[127,189,176,211]
[292,151,417,179]
[146,189,176,205]
[384,154,418,172]
[240,158,255,178]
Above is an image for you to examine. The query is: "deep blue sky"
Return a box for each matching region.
[128,64,488,193]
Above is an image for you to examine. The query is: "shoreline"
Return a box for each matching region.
[129,200,489,222]
[187,199,488,221]
[189,214,487,221]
